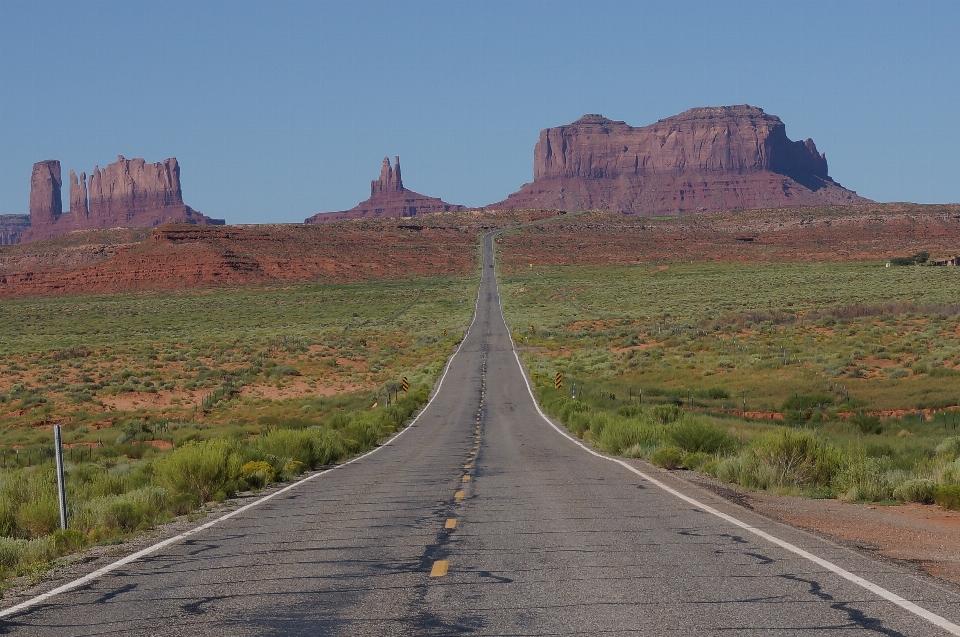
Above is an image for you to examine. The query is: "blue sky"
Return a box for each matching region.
[1,0,957,223]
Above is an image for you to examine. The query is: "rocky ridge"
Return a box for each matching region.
[488,105,871,214]
[20,156,223,243]
[305,156,466,223]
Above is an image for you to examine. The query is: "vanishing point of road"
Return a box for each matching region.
[3,234,960,636]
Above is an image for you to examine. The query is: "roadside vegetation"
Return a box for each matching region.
[0,276,474,589]
[500,260,960,508]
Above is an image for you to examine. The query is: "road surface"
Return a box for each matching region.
[3,233,959,636]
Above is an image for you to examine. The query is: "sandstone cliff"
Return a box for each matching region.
[29,160,62,226]
[488,106,871,214]
[21,156,223,243]
[305,156,466,223]
[0,215,31,245]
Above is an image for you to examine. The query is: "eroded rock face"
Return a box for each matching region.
[21,156,223,243]
[306,156,466,223]
[88,156,185,221]
[29,160,62,226]
[489,105,871,214]
[0,215,31,245]
[69,170,88,218]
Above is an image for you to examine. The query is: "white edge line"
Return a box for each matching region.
[0,276,486,620]
[490,241,960,636]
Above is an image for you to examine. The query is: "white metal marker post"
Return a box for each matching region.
[53,425,67,530]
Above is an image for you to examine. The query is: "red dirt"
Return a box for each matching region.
[2,204,956,299]
[750,493,960,585]
[498,203,960,269]
[0,210,557,299]
[685,472,960,586]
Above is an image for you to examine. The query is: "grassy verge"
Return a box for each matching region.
[0,275,475,589]
[499,260,960,507]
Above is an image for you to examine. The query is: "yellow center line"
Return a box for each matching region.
[464,464,472,469]
[445,518,457,529]
[455,490,465,501]
[462,475,471,482]
[430,560,449,577]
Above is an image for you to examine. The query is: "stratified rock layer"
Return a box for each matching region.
[488,106,871,214]
[22,156,223,243]
[305,156,466,223]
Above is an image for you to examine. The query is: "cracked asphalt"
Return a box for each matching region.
[3,234,959,636]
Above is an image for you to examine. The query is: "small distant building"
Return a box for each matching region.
[930,255,959,266]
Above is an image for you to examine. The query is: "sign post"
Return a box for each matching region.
[53,425,67,530]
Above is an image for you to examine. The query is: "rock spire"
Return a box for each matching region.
[306,156,465,223]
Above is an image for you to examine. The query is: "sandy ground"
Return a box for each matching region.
[685,472,960,587]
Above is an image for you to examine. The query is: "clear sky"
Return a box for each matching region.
[1,0,958,223]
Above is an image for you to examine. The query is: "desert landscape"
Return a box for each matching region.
[1,104,958,609]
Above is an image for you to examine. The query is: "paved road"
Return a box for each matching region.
[3,234,960,635]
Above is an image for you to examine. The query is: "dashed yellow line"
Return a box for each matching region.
[462,475,471,482]
[455,490,465,502]
[445,518,457,529]
[430,560,449,577]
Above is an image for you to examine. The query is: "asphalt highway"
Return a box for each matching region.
[3,234,960,635]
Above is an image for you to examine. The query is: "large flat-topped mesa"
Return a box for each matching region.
[488,105,871,214]
[20,155,223,243]
[305,156,466,224]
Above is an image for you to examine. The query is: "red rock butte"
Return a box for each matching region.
[487,105,871,214]
[17,155,223,243]
[305,156,466,224]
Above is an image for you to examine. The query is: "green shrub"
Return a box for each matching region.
[935,436,960,460]
[16,495,60,537]
[240,460,275,489]
[650,404,683,424]
[167,493,200,516]
[667,419,732,454]
[311,427,347,466]
[270,365,301,377]
[50,528,87,553]
[257,428,318,467]
[782,393,834,411]
[706,387,730,400]
[597,417,661,455]
[650,446,683,469]
[617,405,641,418]
[934,485,960,510]
[850,413,883,435]
[0,536,56,574]
[682,451,711,470]
[940,460,960,485]
[834,457,901,502]
[750,428,843,489]
[154,439,242,502]
[893,478,937,504]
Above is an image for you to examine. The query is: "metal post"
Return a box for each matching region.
[54,426,68,530]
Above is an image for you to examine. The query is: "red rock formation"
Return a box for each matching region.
[20,156,223,243]
[0,215,31,245]
[488,106,871,214]
[88,156,185,221]
[305,156,466,223]
[69,170,88,218]
[29,160,62,227]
